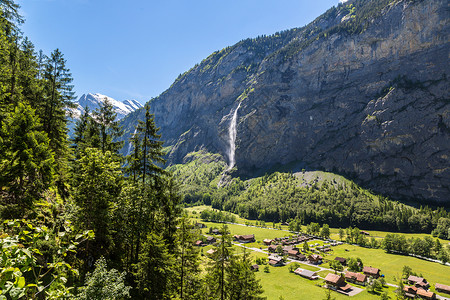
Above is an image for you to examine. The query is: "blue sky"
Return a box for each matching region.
[20,0,341,104]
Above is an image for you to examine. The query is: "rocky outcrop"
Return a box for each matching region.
[121,0,450,203]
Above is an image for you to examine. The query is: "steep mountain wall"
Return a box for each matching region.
[122,0,450,203]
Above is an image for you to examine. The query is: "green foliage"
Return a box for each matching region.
[347,257,363,272]
[329,260,343,272]
[76,257,131,300]
[73,148,123,258]
[172,156,449,234]
[92,97,124,154]
[0,219,93,299]
[0,102,54,209]
[135,233,175,300]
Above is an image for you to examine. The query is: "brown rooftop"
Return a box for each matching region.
[325,273,342,284]
[345,271,367,283]
[417,289,435,299]
[362,266,380,275]
[436,283,450,292]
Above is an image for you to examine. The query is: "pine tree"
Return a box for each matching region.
[71,106,91,158]
[226,248,265,300]
[137,104,166,186]
[92,97,123,154]
[73,148,123,260]
[136,233,175,300]
[41,48,76,196]
[0,102,54,208]
[175,215,202,300]
[204,225,233,300]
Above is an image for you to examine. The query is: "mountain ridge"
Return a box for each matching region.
[121,0,449,203]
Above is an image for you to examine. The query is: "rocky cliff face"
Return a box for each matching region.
[122,0,450,203]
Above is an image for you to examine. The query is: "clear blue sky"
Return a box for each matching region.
[20,0,341,104]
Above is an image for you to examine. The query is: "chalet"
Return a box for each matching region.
[345,271,367,286]
[194,240,204,247]
[361,231,370,236]
[416,289,436,300]
[403,286,418,299]
[294,268,319,280]
[362,266,380,278]
[408,275,430,289]
[263,239,273,245]
[211,229,220,235]
[282,245,298,254]
[206,236,216,244]
[268,245,278,253]
[288,249,300,259]
[250,264,259,272]
[268,255,283,267]
[296,254,306,261]
[308,254,323,265]
[233,234,255,243]
[324,273,352,292]
[334,257,347,265]
[435,283,450,295]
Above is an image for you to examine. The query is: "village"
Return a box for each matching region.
[191,214,450,300]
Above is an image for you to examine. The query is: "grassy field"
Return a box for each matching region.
[254,264,398,300]
[185,206,450,299]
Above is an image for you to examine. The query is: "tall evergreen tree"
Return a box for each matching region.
[41,48,76,196]
[204,225,233,300]
[92,97,123,154]
[73,148,123,261]
[0,102,54,209]
[136,233,175,300]
[175,215,202,300]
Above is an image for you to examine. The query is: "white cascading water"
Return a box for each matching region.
[227,102,241,170]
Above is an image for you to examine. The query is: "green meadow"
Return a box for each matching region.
[186,206,450,299]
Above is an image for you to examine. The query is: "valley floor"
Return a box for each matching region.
[186,206,450,300]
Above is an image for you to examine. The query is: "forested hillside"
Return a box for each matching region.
[0,1,264,299]
[169,151,450,236]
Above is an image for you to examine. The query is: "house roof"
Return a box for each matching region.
[288,249,299,255]
[325,273,343,284]
[403,286,418,293]
[309,254,323,260]
[335,257,346,263]
[268,259,281,265]
[362,266,380,275]
[436,283,450,292]
[339,283,352,291]
[408,275,426,283]
[268,255,282,262]
[194,240,203,245]
[241,234,255,239]
[300,269,317,278]
[417,289,435,298]
[345,271,367,282]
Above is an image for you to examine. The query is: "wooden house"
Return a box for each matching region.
[362,266,380,278]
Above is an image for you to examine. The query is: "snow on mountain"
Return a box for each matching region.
[75,93,143,120]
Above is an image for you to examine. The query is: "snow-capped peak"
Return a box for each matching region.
[76,93,143,120]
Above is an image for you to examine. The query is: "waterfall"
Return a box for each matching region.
[227,102,241,170]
